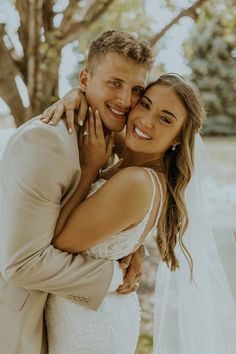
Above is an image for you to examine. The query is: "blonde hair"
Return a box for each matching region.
[148,74,206,274]
[87,30,153,74]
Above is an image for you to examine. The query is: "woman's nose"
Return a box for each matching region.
[140,113,155,128]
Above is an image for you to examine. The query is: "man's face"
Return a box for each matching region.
[80,52,149,132]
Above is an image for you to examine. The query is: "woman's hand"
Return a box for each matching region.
[41,88,88,133]
[79,108,114,177]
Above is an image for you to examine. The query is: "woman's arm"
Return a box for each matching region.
[54,170,97,236]
[54,108,113,236]
[52,167,154,253]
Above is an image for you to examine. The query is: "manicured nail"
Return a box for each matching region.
[79,120,83,126]
[120,263,128,269]
[68,128,73,134]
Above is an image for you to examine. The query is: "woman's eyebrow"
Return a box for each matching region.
[162,110,177,120]
[142,95,152,105]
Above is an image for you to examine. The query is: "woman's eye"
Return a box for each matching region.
[160,117,171,124]
[140,100,150,109]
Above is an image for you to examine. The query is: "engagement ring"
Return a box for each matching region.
[83,131,89,136]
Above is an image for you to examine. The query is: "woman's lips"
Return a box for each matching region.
[132,125,152,140]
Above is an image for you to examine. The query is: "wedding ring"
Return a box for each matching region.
[83,131,89,136]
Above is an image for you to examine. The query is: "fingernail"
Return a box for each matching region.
[79,120,83,126]
[68,128,73,134]
[89,107,92,112]
[120,263,127,268]
[49,122,54,125]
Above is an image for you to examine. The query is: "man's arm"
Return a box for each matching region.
[0,120,113,309]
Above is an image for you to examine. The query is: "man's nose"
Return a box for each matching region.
[116,89,131,109]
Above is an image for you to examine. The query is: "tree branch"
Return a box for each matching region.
[149,0,208,47]
[27,0,44,114]
[59,0,115,48]
[59,0,80,38]
[0,25,28,126]
[15,0,28,54]
[42,0,55,35]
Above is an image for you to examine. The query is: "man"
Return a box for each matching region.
[0,31,153,354]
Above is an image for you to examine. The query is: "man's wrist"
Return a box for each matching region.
[108,261,123,292]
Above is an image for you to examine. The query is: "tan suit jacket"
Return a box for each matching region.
[0,116,114,354]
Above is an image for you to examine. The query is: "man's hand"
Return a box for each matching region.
[41,88,88,133]
[117,245,145,294]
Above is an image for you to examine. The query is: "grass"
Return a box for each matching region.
[135,334,153,354]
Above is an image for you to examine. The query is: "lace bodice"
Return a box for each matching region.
[83,168,163,260]
[46,168,164,354]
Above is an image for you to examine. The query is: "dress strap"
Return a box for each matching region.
[143,167,164,228]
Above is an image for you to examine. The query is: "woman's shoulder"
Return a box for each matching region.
[105,166,155,203]
[112,166,153,185]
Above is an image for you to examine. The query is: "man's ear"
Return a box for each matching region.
[79,69,90,92]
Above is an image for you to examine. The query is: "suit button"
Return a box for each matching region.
[83,297,90,305]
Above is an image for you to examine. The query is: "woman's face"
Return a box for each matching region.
[125,84,187,156]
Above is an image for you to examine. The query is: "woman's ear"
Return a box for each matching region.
[79,69,90,92]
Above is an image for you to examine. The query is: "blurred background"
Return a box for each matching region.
[0,1,235,353]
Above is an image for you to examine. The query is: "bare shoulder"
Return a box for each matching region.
[103,166,154,211]
[111,166,153,187]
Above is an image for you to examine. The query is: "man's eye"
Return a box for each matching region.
[110,81,121,88]
[133,87,144,96]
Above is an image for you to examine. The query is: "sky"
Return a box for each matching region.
[0,0,195,114]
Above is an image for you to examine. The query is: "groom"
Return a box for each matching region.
[0,31,153,354]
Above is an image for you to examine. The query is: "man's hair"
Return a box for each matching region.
[87,30,153,73]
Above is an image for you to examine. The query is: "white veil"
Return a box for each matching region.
[153,134,236,354]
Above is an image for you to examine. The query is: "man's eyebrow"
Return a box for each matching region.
[162,110,177,120]
[109,77,145,89]
[109,77,124,82]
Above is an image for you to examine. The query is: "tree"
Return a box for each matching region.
[0,0,208,127]
[185,0,236,135]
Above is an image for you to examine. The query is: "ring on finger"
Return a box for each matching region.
[83,131,89,136]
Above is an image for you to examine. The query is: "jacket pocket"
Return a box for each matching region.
[0,273,30,311]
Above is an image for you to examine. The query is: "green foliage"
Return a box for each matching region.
[68,0,155,86]
[185,0,236,135]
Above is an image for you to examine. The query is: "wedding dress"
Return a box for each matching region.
[46,168,163,354]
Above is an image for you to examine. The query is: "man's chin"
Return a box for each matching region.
[102,119,126,134]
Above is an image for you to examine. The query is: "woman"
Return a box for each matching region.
[44,74,236,353]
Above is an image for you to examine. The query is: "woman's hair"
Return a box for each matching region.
[148,74,206,274]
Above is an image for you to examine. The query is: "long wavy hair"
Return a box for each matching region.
[145,74,206,273]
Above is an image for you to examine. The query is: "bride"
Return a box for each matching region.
[44,74,236,354]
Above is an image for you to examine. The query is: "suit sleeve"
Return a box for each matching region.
[0,123,113,309]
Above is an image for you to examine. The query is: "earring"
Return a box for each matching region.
[171,144,176,151]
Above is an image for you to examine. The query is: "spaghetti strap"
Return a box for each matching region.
[143,168,164,228]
